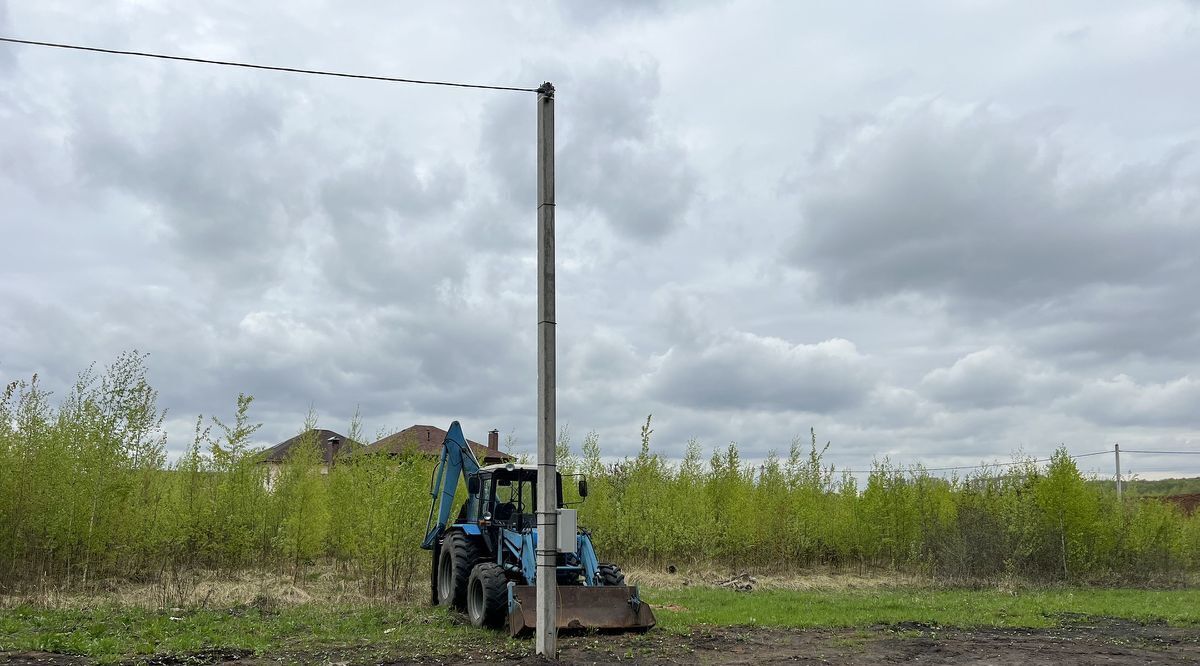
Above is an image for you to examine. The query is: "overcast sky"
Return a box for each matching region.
[2,1,1199,479]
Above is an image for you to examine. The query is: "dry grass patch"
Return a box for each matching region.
[0,565,424,611]
[627,565,931,592]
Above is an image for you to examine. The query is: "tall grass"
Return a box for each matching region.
[1,357,1197,596]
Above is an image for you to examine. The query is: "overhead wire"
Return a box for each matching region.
[831,448,1200,476]
[0,37,539,93]
[836,449,1112,475]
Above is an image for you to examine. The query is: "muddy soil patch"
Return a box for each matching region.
[4,616,1199,665]
[409,616,1200,665]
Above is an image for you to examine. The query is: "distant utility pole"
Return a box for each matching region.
[535,81,558,658]
[1115,443,1122,501]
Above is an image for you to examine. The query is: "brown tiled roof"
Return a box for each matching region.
[362,424,513,463]
[258,429,363,465]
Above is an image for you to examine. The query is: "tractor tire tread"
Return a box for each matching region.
[597,562,626,586]
[439,532,481,610]
[468,562,508,629]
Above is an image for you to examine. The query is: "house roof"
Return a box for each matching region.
[258,428,363,465]
[362,424,514,463]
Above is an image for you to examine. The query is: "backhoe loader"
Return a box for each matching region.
[421,421,655,635]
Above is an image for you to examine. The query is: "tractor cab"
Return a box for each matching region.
[459,464,586,532]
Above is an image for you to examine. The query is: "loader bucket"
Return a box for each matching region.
[506,584,657,636]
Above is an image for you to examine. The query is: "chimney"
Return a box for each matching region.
[488,429,499,452]
[327,435,341,467]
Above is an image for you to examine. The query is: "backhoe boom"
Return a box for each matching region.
[421,421,480,550]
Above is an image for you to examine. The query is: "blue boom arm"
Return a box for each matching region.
[420,421,480,550]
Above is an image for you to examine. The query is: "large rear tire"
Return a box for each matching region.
[467,562,508,628]
[597,563,626,586]
[436,532,480,610]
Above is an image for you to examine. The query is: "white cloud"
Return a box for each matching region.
[1066,375,1200,428]
[920,346,1072,409]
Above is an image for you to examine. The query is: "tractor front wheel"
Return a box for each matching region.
[467,562,508,628]
[597,563,626,586]
[436,533,479,610]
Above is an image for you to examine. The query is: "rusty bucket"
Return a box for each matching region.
[506,584,657,636]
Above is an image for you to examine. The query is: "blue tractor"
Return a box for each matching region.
[421,421,656,635]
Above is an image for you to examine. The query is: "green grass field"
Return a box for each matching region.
[649,587,1200,630]
[0,604,501,664]
[3,587,1200,663]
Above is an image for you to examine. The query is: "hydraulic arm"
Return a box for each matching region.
[421,421,480,550]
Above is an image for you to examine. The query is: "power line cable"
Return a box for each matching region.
[1121,450,1200,455]
[836,449,1111,475]
[0,37,539,93]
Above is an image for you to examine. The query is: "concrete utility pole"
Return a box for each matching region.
[1115,443,1122,501]
[535,81,558,658]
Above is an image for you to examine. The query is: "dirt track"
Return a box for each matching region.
[544,619,1200,665]
[3,616,1199,665]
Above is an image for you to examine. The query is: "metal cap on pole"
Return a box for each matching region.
[535,80,557,658]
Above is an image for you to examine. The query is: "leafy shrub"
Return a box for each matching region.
[1,358,1195,594]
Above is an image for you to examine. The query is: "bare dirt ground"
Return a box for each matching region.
[4,616,1199,665]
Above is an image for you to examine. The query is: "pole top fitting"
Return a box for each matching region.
[537,81,555,98]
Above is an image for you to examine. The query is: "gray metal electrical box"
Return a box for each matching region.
[556,508,577,553]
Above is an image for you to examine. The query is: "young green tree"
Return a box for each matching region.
[1033,449,1098,579]
[273,423,331,580]
[208,394,268,567]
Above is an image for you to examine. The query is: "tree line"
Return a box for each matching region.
[568,419,1199,581]
[1,355,1197,596]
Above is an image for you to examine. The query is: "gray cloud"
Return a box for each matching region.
[317,148,470,303]
[1015,280,1200,361]
[557,0,668,25]
[560,60,696,240]
[651,334,874,413]
[0,2,13,71]
[789,99,1200,310]
[481,58,697,242]
[68,79,310,288]
[855,386,935,429]
[1065,374,1200,428]
[555,0,724,27]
